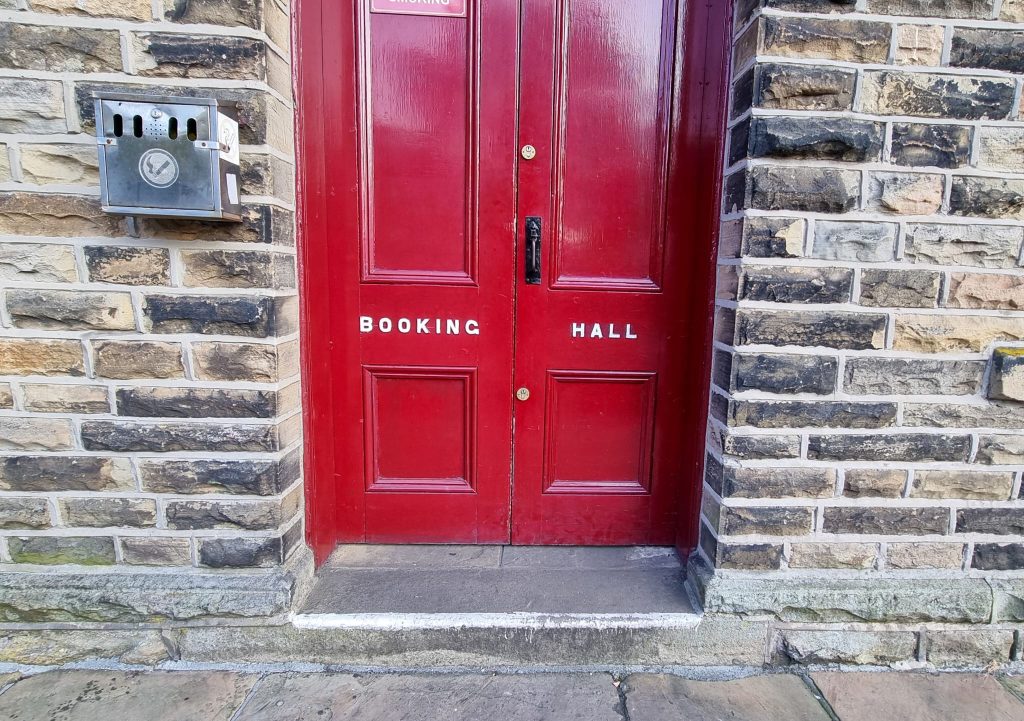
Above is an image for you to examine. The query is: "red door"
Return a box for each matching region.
[309,0,700,546]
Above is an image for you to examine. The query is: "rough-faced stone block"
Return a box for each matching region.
[951,29,1024,73]
[926,630,1015,667]
[762,17,891,63]
[19,144,99,185]
[808,433,971,462]
[950,273,1024,311]
[30,0,153,20]
[144,295,284,337]
[94,340,184,380]
[738,266,852,303]
[718,543,784,570]
[860,269,941,308]
[0,498,50,530]
[913,470,1014,500]
[9,536,116,565]
[731,400,896,429]
[861,71,1015,120]
[60,498,157,528]
[903,402,1024,429]
[164,0,261,28]
[988,347,1024,401]
[737,310,886,350]
[181,250,281,288]
[6,290,135,331]
[199,536,284,568]
[734,353,837,395]
[0,243,78,283]
[86,246,170,285]
[0,79,65,134]
[812,221,897,262]
[781,630,917,665]
[721,434,801,460]
[0,24,122,73]
[843,358,984,395]
[746,115,882,163]
[0,456,133,492]
[0,193,122,237]
[120,537,193,566]
[951,176,1024,220]
[973,543,1024,570]
[892,123,971,169]
[22,384,110,414]
[744,165,860,213]
[904,223,1023,268]
[0,384,11,409]
[739,217,805,258]
[867,172,944,215]
[81,421,280,453]
[956,508,1024,535]
[823,506,949,535]
[844,469,907,498]
[894,314,1024,352]
[755,63,856,111]
[140,453,297,495]
[116,387,277,419]
[723,466,835,499]
[0,418,74,451]
[723,506,814,536]
[894,25,944,66]
[978,127,1024,172]
[886,543,965,570]
[0,338,84,377]
[789,543,877,570]
[167,497,292,531]
[867,0,996,18]
[1003,0,1024,21]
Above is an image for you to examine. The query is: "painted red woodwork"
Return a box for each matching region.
[294,0,731,560]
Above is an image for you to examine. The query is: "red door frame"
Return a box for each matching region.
[293,0,734,566]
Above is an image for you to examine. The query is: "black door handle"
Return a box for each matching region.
[525,216,541,285]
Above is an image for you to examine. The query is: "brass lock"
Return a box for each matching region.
[516,387,530,401]
[521,144,537,160]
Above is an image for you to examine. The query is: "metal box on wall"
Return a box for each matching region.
[93,93,242,221]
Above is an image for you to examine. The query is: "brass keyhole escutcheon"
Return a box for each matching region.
[516,387,530,401]
[521,144,537,160]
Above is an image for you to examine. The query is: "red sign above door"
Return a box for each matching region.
[370,0,466,17]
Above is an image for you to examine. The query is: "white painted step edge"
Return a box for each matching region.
[290,611,703,630]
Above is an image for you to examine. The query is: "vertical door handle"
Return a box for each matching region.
[525,216,542,285]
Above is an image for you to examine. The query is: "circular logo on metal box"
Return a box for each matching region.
[139,148,179,188]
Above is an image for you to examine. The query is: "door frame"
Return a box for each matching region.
[293,0,735,566]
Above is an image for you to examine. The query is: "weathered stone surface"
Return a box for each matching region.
[823,506,949,535]
[0,145,8,182]
[861,71,1015,120]
[94,340,184,380]
[951,176,1024,220]
[718,543,784,570]
[167,498,289,531]
[734,353,837,395]
[0,243,77,283]
[6,290,135,330]
[990,579,1024,620]
[0,24,122,73]
[121,537,193,566]
[892,123,972,169]
[894,314,1024,352]
[913,470,1014,500]
[790,543,877,570]
[22,383,109,414]
[86,246,170,285]
[117,387,277,419]
[926,630,1015,667]
[0,631,169,666]
[781,630,917,665]
[812,221,897,262]
[135,33,266,79]
[973,543,1024,570]
[731,68,755,120]
[739,217,805,257]
[81,421,279,453]
[181,250,281,288]
[737,310,886,350]
[723,506,814,536]
[0,192,122,237]
[1003,0,1024,21]
[140,453,297,495]
[904,223,1023,267]
[0,383,11,409]
[0,79,65,134]
[739,266,852,303]
[722,466,835,499]
[721,433,801,460]
[60,498,157,528]
[0,456,132,492]
[0,498,50,530]
[957,508,1024,535]
[867,172,944,215]
[755,63,856,111]
[199,536,284,568]
[950,273,1024,310]
[903,402,1024,429]
[731,400,896,429]
[844,469,907,498]
[164,0,261,28]
[0,418,73,451]
[624,674,830,721]
[192,341,281,382]
[951,29,1024,73]
[867,0,995,17]
[843,358,984,395]
[808,434,971,462]
[30,0,152,20]
[20,144,99,185]
[860,269,941,308]
[0,671,255,720]
[762,17,890,63]
[886,542,965,569]
[241,155,296,204]
[978,127,1024,172]
[989,347,1024,401]
[9,536,116,565]
[746,116,883,162]
[895,25,944,66]
[144,294,286,337]
[0,338,84,377]
[740,165,860,213]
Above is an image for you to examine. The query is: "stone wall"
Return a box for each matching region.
[0,0,302,581]
[700,0,1024,629]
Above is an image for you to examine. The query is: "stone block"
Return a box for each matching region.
[134,33,266,80]
[0,192,122,237]
[894,25,944,66]
[867,0,995,18]
[843,358,984,395]
[860,269,941,308]
[789,543,877,570]
[19,144,99,185]
[86,246,170,285]
[0,243,78,282]
[0,456,133,492]
[22,384,109,414]
[954,176,1024,221]
[139,452,298,495]
[926,630,1015,667]
[867,172,943,215]
[60,498,157,528]
[722,506,814,536]
[0,498,50,530]
[990,579,1024,621]
[886,542,965,569]
[121,537,193,566]
[893,314,1024,352]
[741,165,860,213]
[29,0,153,20]
[0,338,84,377]
[746,116,883,162]
[199,536,284,568]
[812,221,897,262]
[8,536,116,565]
[737,310,886,350]
[0,24,122,73]
[6,290,135,331]
[972,543,1024,570]
[950,273,1024,310]
[780,630,917,665]
[913,470,1014,500]
[951,29,1024,73]
[763,0,857,10]
[904,402,1024,428]
[823,506,949,535]
[978,127,1024,172]
[721,433,802,460]
[0,79,65,134]
[989,347,1024,400]
[164,0,261,28]
[0,145,8,182]
[240,154,295,204]
[844,469,907,498]
[167,497,290,531]
[904,223,1023,268]
[861,71,1015,120]
[761,17,891,63]
[181,250,282,288]
[81,421,280,453]
[892,123,972,169]
[0,418,73,451]
[0,384,10,409]
[808,433,971,462]
[94,340,184,380]
[734,353,837,395]
[755,63,856,111]
[738,217,805,258]
[730,400,897,429]
[116,387,277,419]
[718,543,784,570]
[738,266,852,303]
[956,508,1024,535]
[723,466,835,499]
[144,294,286,337]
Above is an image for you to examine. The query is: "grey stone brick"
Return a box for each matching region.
[0,456,132,492]
[744,165,860,213]
[8,536,115,565]
[904,223,1023,268]
[134,33,266,80]
[808,434,972,462]
[166,499,285,531]
[989,347,1024,401]
[755,63,856,111]
[734,353,837,395]
[926,630,1015,667]
[739,217,805,258]
[780,630,916,665]
[891,124,972,169]
[867,172,943,215]
[956,509,1024,535]
[812,222,897,262]
[861,71,1015,120]
[730,400,897,429]
[86,246,170,286]
[731,68,754,120]
[723,467,836,499]
[866,0,995,18]
[976,434,1024,464]
[144,294,293,337]
[116,387,277,419]
[913,471,1014,500]
[81,421,279,453]
[140,452,298,495]
[0,498,50,530]
[719,543,784,570]
[199,536,283,568]
[6,290,135,331]
[887,542,965,569]
[737,310,886,350]
[977,127,1024,172]
[746,116,883,162]
[721,434,802,460]
[60,498,157,528]
[844,469,907,498]
[120,537,193,566]
[94,341,184,380]
[739,266,853,304]
[843,358,985,395]
[972,543,1024,570]
[949,177,1024,220]
[724,506,814,536]
[762,17,891,63]
[859,269,941,308]
[181,250,282,289]
[951,29,1024,73]
[164,0,262,28]
[903,402,1024,429]
[0,24,122,73]
[823,507,949,535]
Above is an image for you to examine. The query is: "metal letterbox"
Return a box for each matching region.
[94,93,242,221]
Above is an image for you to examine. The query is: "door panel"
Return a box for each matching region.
[512,0,689,544]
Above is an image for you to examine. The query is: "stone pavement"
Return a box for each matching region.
[0,669,1022,720]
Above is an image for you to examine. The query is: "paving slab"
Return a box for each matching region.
[1000,675,1024,701]
[624,673,831,721]
[234,672,622,721]
[0,672,20,691]
[328,545,502,569]
[0,670,256,721]
[812,672,1024,721]
[499,546,681,569]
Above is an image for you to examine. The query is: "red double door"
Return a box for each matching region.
[319,0,701,545]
